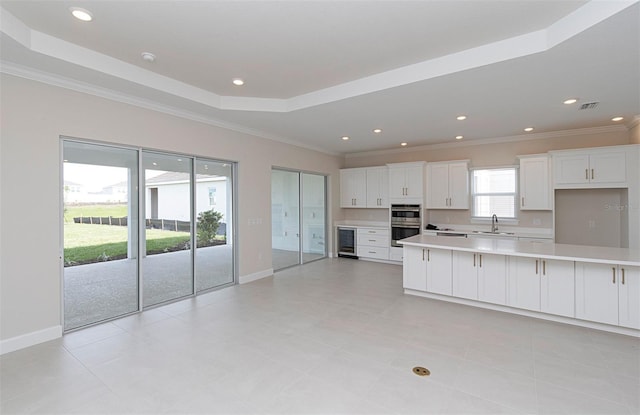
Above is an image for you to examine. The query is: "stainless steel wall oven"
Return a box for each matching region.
[390,204,421,247]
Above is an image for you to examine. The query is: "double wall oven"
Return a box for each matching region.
[391,204,421,247]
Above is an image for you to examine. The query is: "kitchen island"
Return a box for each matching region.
[398,234,640,336]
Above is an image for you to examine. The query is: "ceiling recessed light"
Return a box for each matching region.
[611,116,624,122]
[70,7,93,21]
[524,127,534,132]
[141,52,156,62]
[455,135,463,140]
[400,142,407,146]
[563,98,578,105]
[341,136,350,141]
[232,78,244,86]
[152,162,158,166]
[456,115,467,121]
[373,129,382,134]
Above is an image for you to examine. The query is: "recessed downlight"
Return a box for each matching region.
[232,78,244,86]
[455,135,463,140]
[524,127,534,132]
[400,142,407,146]
[373,129,382,134]
[456,115,467,121]
[141,52,156,62]
[70,7,93,21]
[611,116,624,122]
[341,136,350,141]
[563,98,578,105]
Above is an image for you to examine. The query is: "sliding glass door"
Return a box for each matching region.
[62,141,139,330]
[271,169,326,271]
[62,139,236,330]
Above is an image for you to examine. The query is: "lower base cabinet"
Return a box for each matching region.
[403,246,452,294]
[403,246,426,291]
[509,257,575,318]
[452,251,507,305]
[576,262,640,329]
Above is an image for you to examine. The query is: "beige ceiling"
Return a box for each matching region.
[1,0,638,155]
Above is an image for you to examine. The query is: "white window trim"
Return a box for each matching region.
[470,166,519,220]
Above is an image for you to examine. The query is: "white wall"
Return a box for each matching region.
[0,74,343,350]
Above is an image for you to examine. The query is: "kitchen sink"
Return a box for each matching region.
[471,231,516,235]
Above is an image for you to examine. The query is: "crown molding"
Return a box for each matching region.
[344,125,629,159]
[0,61,340,157]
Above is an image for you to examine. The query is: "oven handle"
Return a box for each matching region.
[391,224,421,229]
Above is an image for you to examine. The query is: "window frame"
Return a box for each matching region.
[470,166,519,221]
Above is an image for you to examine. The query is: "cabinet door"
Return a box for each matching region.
[618,266,640,329]
[426,248,452,295]
[426,164,449,208]
[540,259,575,317]
[589,152,626,184]
[520,157,551,210]
[403,246,427,291]
[405,165,424,198]
[448,162,469,209]
[554,154,590,185]
[388,168,406,199]
[452,251,478,299]
[366,167,389,208]
[478,253,507,305]
[340,169,366,207]
[575,262,619,325]
[508,257,540,311]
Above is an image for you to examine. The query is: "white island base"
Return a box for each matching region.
[399,235,640,337]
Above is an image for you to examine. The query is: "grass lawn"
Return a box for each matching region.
[64,204,128,222]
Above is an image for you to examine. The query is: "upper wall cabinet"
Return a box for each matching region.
[340,166,389,208]
[387,162,425,204]
[426,161,469,209]
[518,155,551,210]
[365,166,389,208]
[553,149,627,188]
[340,168,367,208]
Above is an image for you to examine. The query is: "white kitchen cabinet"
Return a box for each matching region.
[452,251,506,304]
[366,167,389,208]
[518,155,551,210]
[403,246,452,295]
[403,245,427,291]
[426,161,469,209]
[509,257,574,317]
[340,168,367,207]
[452,251,478,300]
[425,248,453,295]
[575,262,620,326]
[618,266,640,329]
[387,162,425,203]
[357,228,389,260]
[553,150,626,188]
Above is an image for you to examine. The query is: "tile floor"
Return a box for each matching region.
[1,258,638,414]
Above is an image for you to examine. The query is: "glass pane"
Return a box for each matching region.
[63,141,139,330]
[473,195,516,218]
[302,173,326,263]
[195,160,234,291]
[142,152,193,307]
[271,170,300,270]
[473,169,516,193]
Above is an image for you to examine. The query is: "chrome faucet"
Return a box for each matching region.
[491,214,499,233]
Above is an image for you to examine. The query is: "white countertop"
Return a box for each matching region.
[399,234,640,266]
[334,221,388,229]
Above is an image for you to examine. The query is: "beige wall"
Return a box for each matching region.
[631,121,640,144]
[0,74,342,344]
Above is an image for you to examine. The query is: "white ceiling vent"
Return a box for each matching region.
[579,102,599,110]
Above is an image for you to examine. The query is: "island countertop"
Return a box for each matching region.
[398,235,640,266]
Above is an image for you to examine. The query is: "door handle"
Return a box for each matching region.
[479,254,482,267]
[585,169,589,180]
[535,259,539,275]
[427,249,430,261]
[543,260,546,276]
[473,253,476,267]
[612,267,616,284]
[622,268,625,285]
[422,249,425,261]
[591,169,594,180]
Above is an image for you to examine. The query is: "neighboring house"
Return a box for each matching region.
[63,179,128,204]
[144,172,230,228]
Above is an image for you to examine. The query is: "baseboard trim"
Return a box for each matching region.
[239,268,273,284]
[0,325,63,355]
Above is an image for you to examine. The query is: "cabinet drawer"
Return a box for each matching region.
[357,247,389,260]
[357,228,389,237]
[357,234,389,247]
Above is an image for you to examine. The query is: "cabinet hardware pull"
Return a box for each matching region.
[422,249,425,261]
[479,254,482,268]
[368,251,376,254]
[522,197,525,207]
[591,169,594,180]
[543,260,546,276]
[368,239,376,242]
[612,267,616,284]
[473,253,476,267]
[427,249,430,261]
[585,169,589,180]
[622,268,625,285]
[536,260,539,274]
